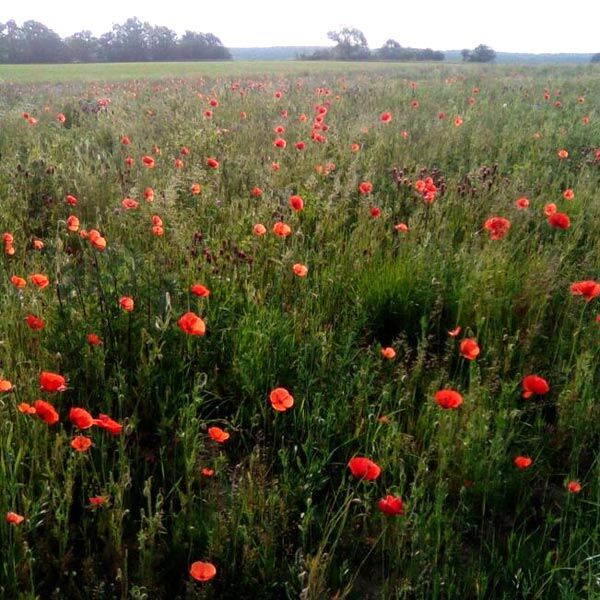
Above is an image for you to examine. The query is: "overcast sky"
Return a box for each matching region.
[2,0,599,53]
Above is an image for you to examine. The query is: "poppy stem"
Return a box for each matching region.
[91,251,116,348]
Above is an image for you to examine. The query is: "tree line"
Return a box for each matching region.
[0,18,231,63]
[299,28,445,62]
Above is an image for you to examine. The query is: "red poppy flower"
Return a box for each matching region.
[351,143,360,152]
[515,197,529,209]
[71,435,92,452]
[570,280,600,302]
[57,113,66,123]
[274,138,287,148]
[358,181,373,195]
[269,387,294,412]
[454,116,463,127]
[125,157,135,167]
[121,136,131,145]
[190,561,217,582]
[88,230,107,251]
[201,467,215,477]
[484,217,511,240]
[174,158,184,168]
[30,273,49,289]
[557,149,568,159]
[94,414,122,435]
[33,239,44,251]
[514,455,532,469]
[567,480,581,494]
[11,276,26,288]
[460,338,480,361]
[394,223,409,233]
[66,194,78,206]
[69,407,95,429]
[18,402,35,414]
[381,347,396,360]
[67,215,80,232]
[370,207,381,218]
[206,157,219,169]
[33,399,59,425]
[378,495,404,516]
[251,186,263,198]
[26,315,44,331]
[295,141,305,151]
[434,389,463,409]
[178,312,206,336]
[40,371,67,392]
[87,333,103,346]
[122,198,139,210]
[253,223,267,236]
[348,457,381,480]
[142,156,155,168]
[448,326,462,337]
[208,426,230,443]
[292,264,308,277]
[548,212,570,229]
[562,189,574,201]
[89,496,108,506]
[380,112,392,123]
[144,187,155,202]
[0,379,13,392]
[273,222,292,237]
[191,284,210,298]
[191,183,202,195]
[289,195,304,211]
[119,296,134,312]
[522,375,550,399]
[6,512,24,525]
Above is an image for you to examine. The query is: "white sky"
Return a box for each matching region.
[2,0,600,53]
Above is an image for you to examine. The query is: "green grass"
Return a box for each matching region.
[0,60,462,83]
[0,62,599,600]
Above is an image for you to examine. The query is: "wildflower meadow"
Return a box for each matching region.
[0,62,599,599]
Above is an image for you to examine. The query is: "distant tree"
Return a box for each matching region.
[416,48,445,61]
[178,31,231,60]
[3,20,27,62]
[64,31,101,62]
[110,17,150,62]
[23,20,65,62]
[327,27,370,60]
[301,47,334,60]
[375,40,443,62]
[377,39,403,60]
[463,44,496,63]
[148,26,178,61]
[591,53,600,63]
[0,20,65,63]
